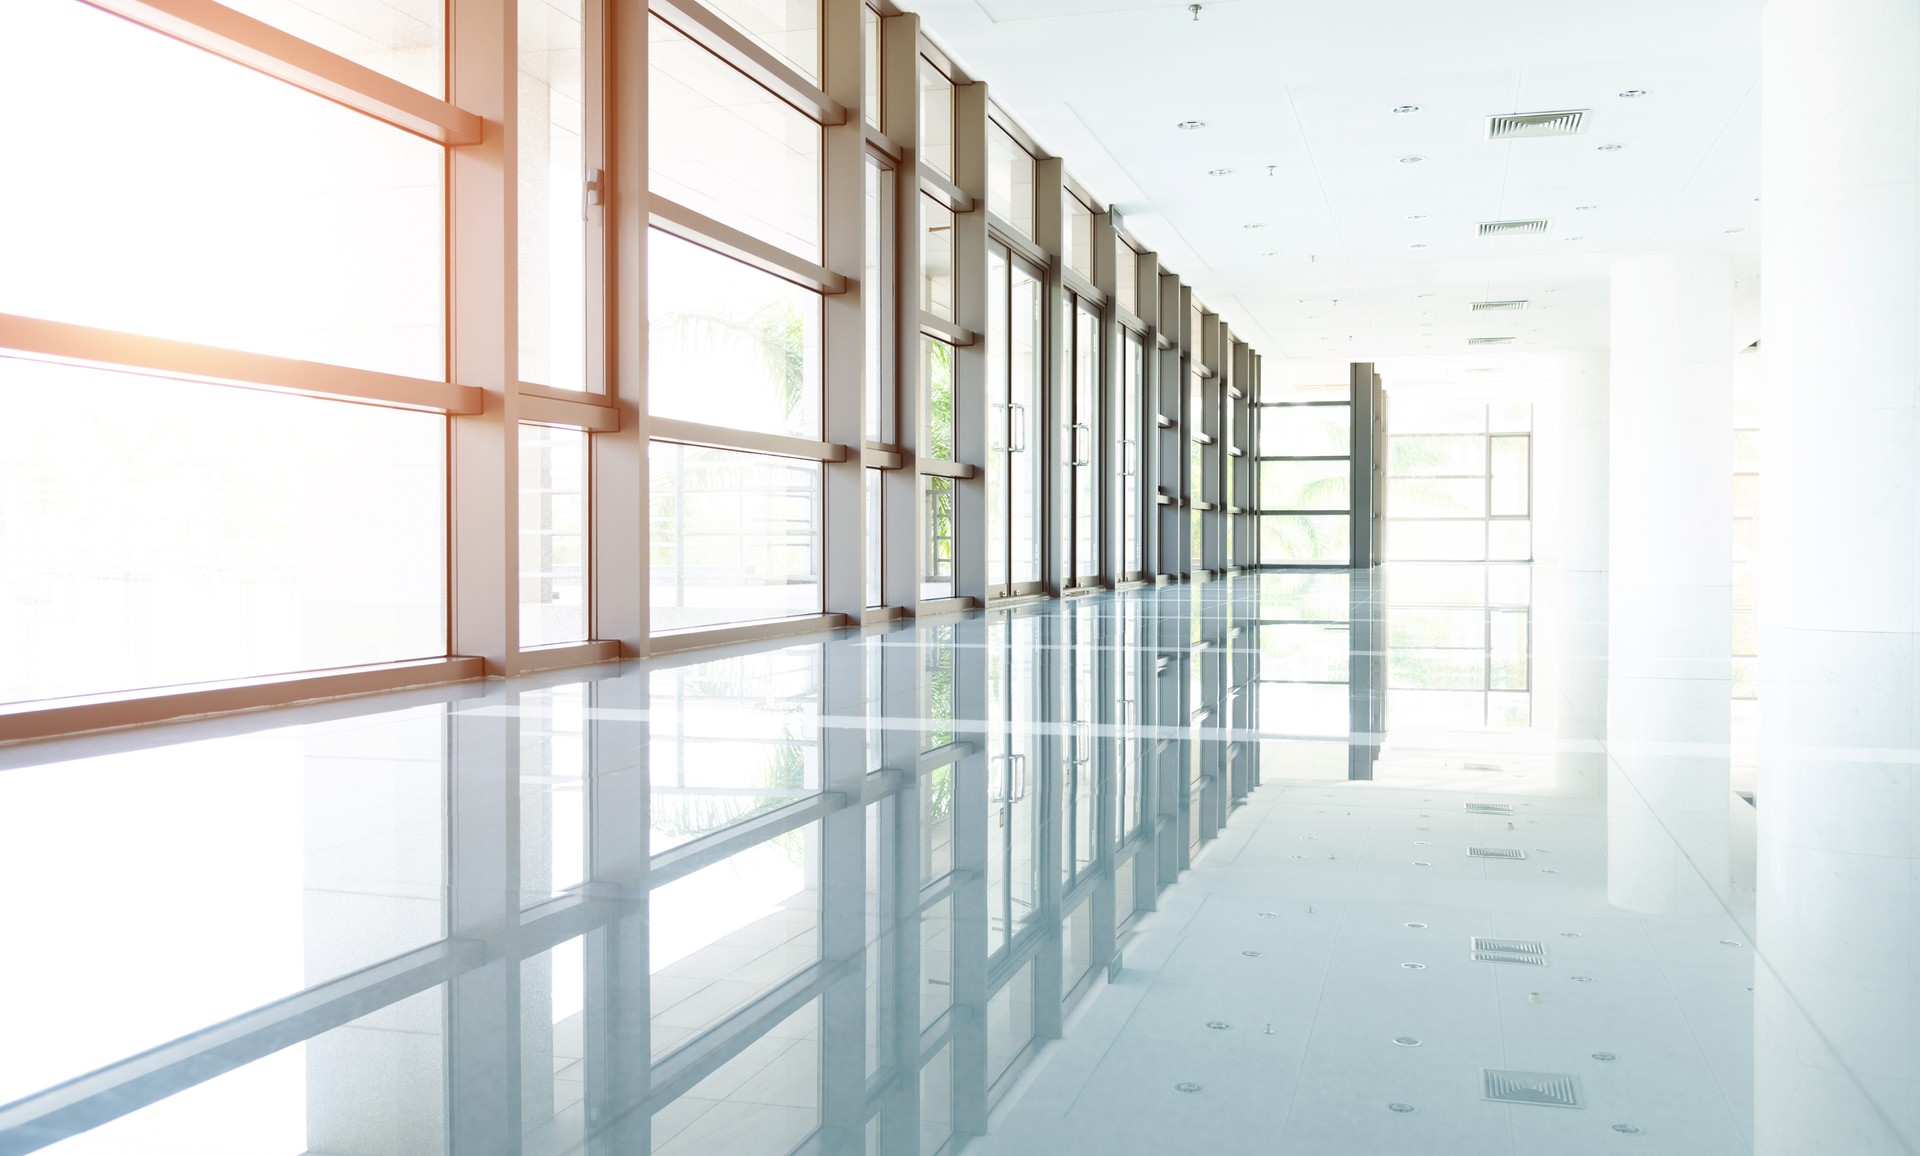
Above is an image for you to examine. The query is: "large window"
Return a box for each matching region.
[650,445,822,631]
[1385,400,1532,562]
[1257,381,1352,565]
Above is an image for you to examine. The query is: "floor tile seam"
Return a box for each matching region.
[1273,899,1352,1133]
[1643,943,1767,1145]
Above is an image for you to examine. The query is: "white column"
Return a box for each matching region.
[1756,2,1920,1151]
[1553,351,1609,796]
[1605,254,1734,914]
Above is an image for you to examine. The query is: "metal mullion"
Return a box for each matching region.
[0,314,483,415]
[80,0,482,144]
[649,196,848,293]
[648,0,847,125]
[648,417,849,462]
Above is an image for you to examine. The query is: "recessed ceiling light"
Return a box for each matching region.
[1393,104,1421,114]
[1618,89,1649,98]
[1177,120,1207,130]
[1208,167,1234,176]
[1597,143,1624,152]
[1574,204,1598,211]
[1406,213,1428,220]
[1726,226,1747,234]
[1400,155,1425,164]
[1243,223,1265,229]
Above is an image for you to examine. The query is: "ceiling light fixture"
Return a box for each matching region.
[1177,120,1207,130]
[1393,104,1421,114]
[1597,143,1624,152]
[1400,155,1425,164]
[1618,89,1649,98]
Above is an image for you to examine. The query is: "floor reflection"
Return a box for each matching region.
[0,567,1910,1154]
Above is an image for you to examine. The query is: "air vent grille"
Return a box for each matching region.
[1473,948,1550,965]
[1471,300,1528,312]
[1468,846,1528,860]
[1465,803,1513,814]
[1486,109,1589,140]
[1471,937,1545,956]
[1482,1069,1583,1108]
[1468,337,1515,346]
[1478,219,1550,236]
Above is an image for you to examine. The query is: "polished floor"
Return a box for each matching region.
[0,567,1907,1154]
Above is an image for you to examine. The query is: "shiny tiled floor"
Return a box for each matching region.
[0,568,1908,1154]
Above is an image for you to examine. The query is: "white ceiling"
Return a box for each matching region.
[909,0,1764,376]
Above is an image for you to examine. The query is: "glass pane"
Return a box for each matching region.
[1260,461,1349,511]
[1489,399,1533,432]
[1256,681,1349,737]
[922,762,954,881]
[863,5,880,126]
[925,338,956,460]
[649,442,822,631]
[519,424,590,647]
[1390,648,1485,691]
[1489,519,1532,561]
[1074,304,1099,579]
[696,0,820,82]
[1390,400,1485,434]
[1260,406,1351,456]
[1063,190,1093,278]
[987,121,1035,236]
[865,158,891,441]
[648,229,823,439]
[519,0,588,390]
[649,650,822,853]
[1260,514,1349,564]
[26,986,445,1153]
[1490,436,1529,515]
[222,0,444,95]
[0,0,444,379]
[986,961,1035,1089]
[1491,608,1530,689]
[1262,381,1349,403]
[1734,427,1760,470]
[1116,243,1139,315]
[1389,476,1485,517]
[1011,266,1044,584]
[1390,434,1484,475]
[1388,519,1487,561]
[923,476,956,599]
[1388,607,1486,648]
[922,194,955,320]
[1,360,446,705]
[520,684,587,907]
[866,467,884,607]
[650,826,821,1058]
[919,58,953,178]
[650,15,822,260]
[656,999,820,1153]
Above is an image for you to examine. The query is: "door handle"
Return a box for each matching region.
[1070,422,1093,466]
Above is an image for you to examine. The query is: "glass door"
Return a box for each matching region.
[1066,293,1101,587]
[987,243,1045,600]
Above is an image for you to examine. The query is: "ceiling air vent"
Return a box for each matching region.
[1467,337,1515,346]
[1478,219,1550,237]
[1471,300,1528,312]
[1486,109,1588,140]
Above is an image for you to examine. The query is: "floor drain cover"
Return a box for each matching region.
[1468,846,1528,859]
[1392,1036,1421,1046]
[1175,1082,1202,1094]
[1206,1021,1231,1030]
[1465,803,1515,814]
[1612,1123,1641,1134]
[1591,1052,1616,1062]
[1482,1069,1583,1108]
[1388,1103,1415,1113]
[1471,937,1545,956]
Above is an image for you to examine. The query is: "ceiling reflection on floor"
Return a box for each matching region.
[0,567,1910,1155]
